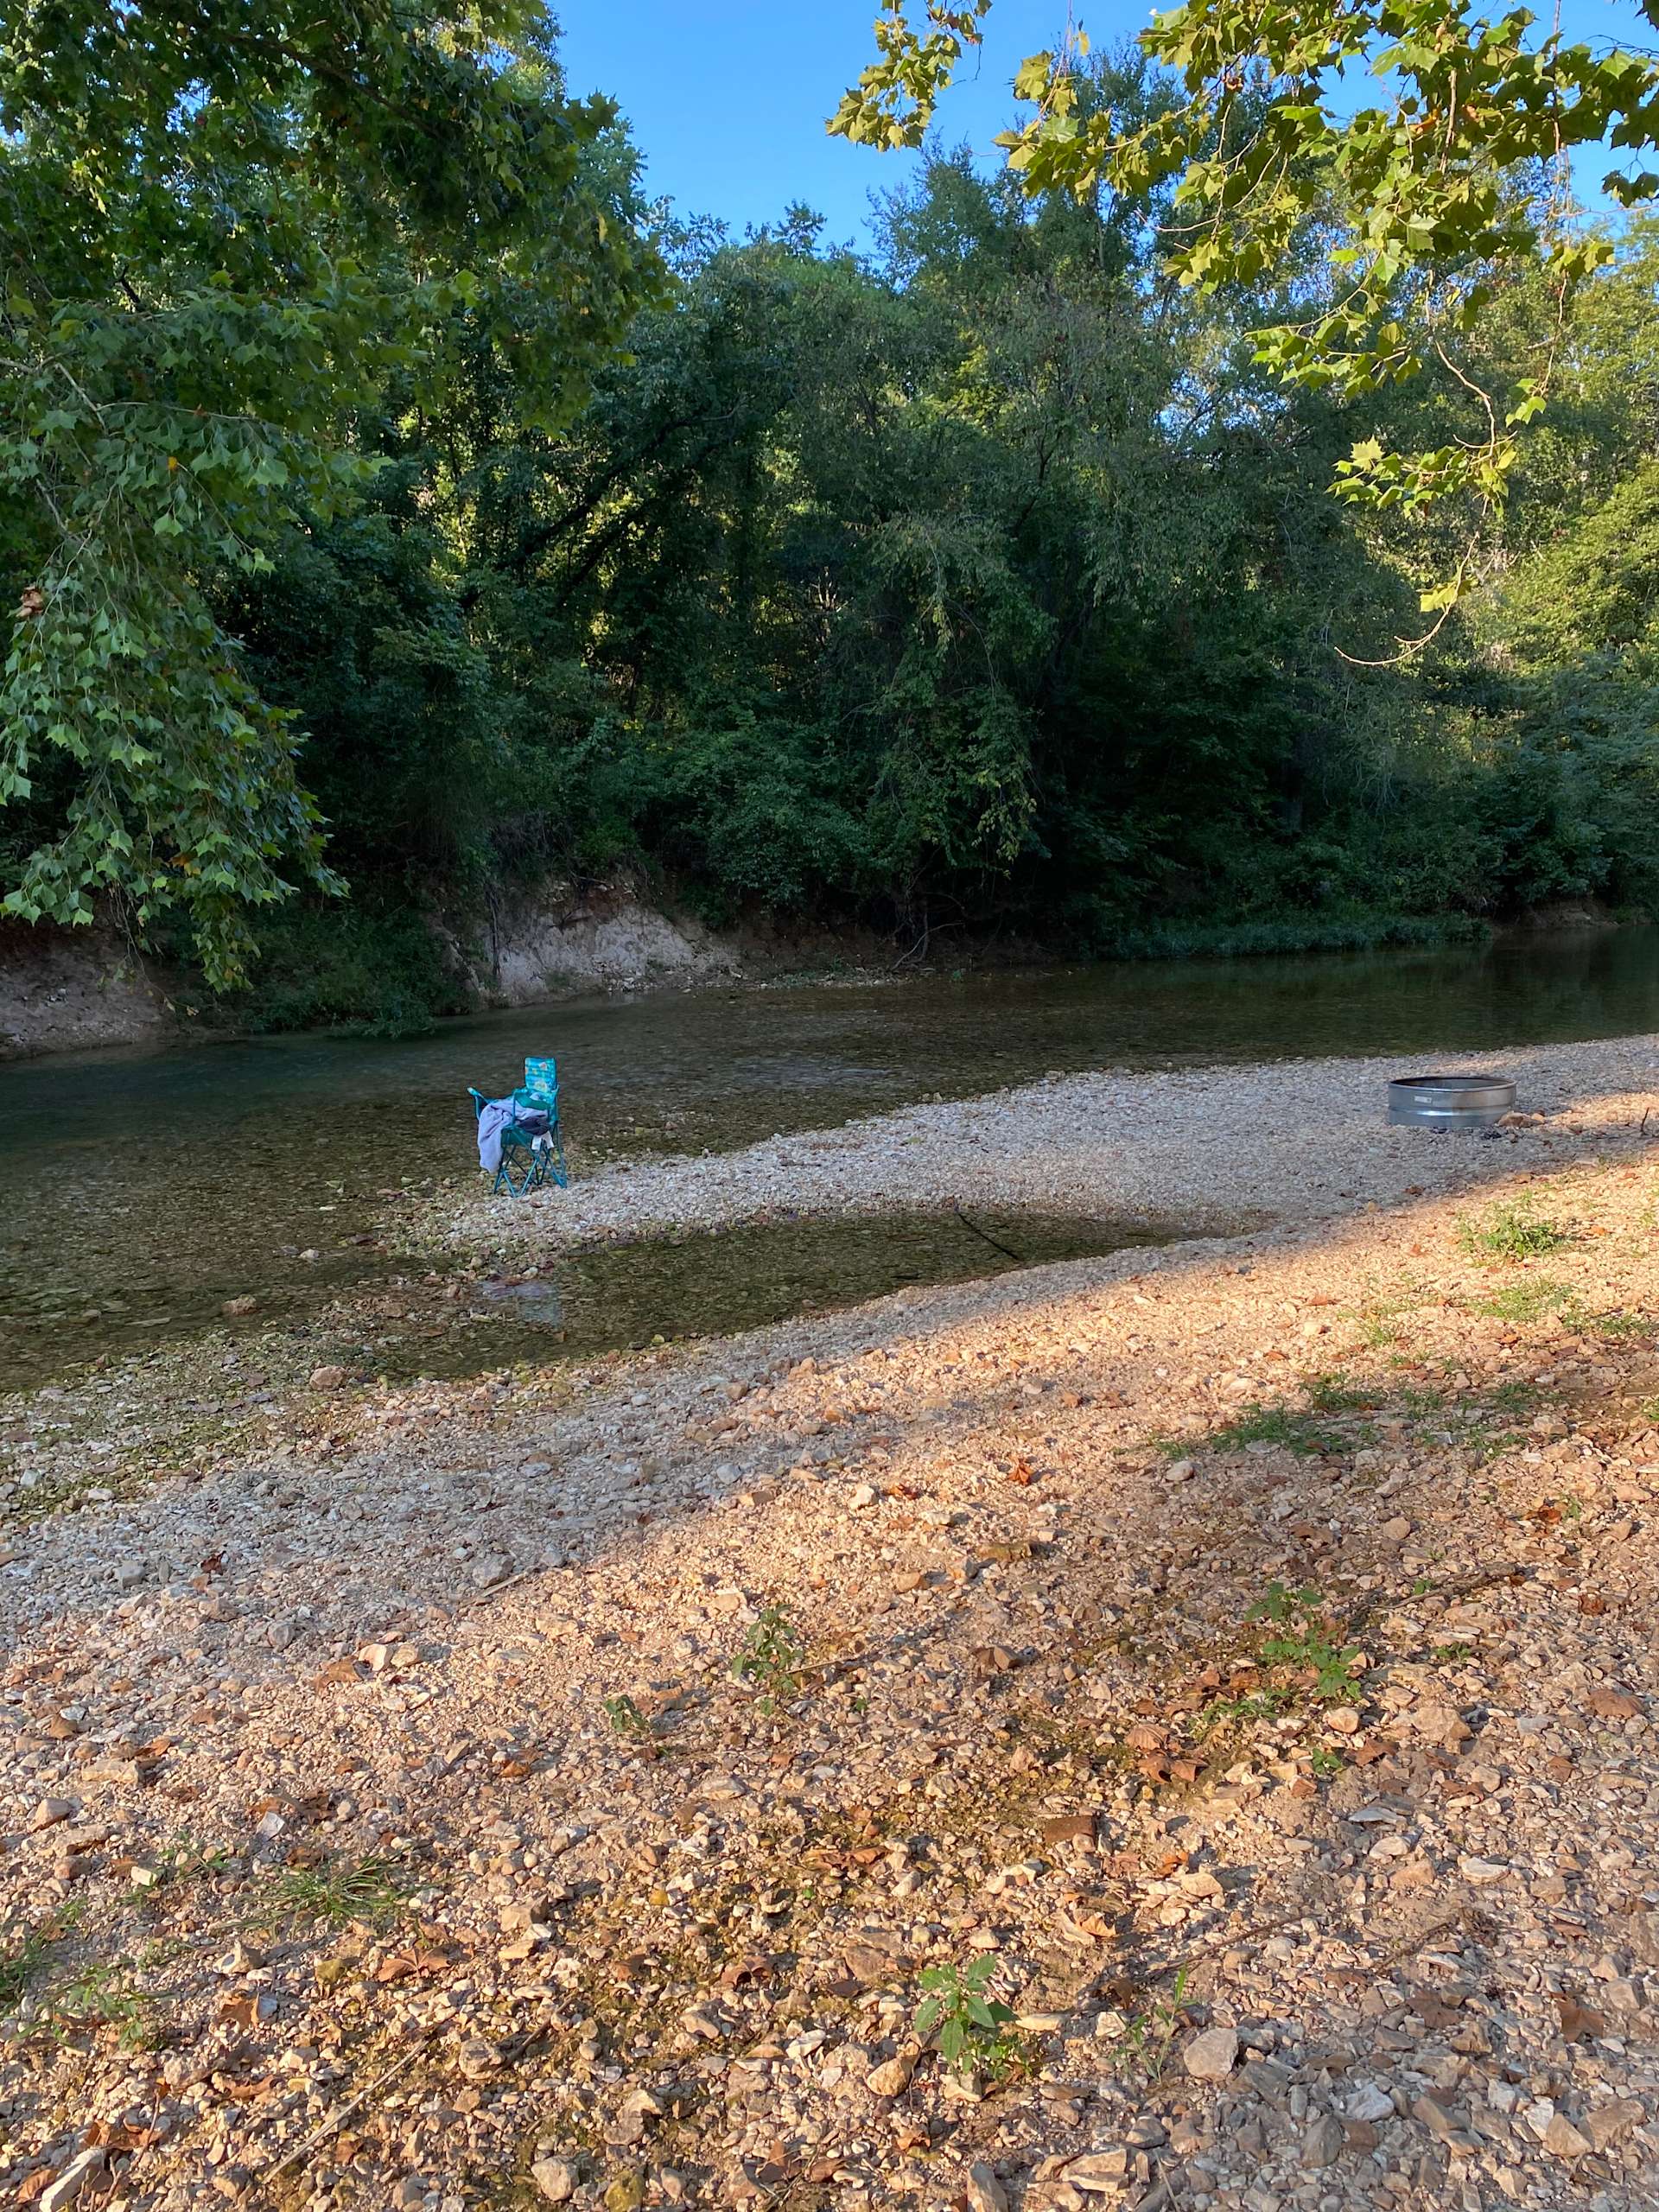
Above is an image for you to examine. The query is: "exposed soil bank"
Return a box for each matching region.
[2,1040,1657,2209]
[0,920,174,1061]
[442,882,737,1007]
[0,890,735,1061]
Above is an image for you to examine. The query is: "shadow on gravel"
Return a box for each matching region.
[3,1132,1658,2204]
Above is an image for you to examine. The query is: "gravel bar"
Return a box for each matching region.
[2,1033,1657,2212]
[429,1034,1659,1260]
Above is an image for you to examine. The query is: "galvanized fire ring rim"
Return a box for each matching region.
[1387,1072,1516,1129]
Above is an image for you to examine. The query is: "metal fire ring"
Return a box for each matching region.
[1386,1073,1516,1132]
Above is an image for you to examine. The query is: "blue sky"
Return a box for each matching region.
[557,1,1653,245]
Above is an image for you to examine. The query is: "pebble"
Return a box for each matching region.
[1586,2099,1643,2149]
[866,2053,914,2098]
[1065,2149,1132,2193]
[965,2162,1009,2212]
[1459,1855,1508,1885]
[531,2156,580,2203]
[1184,2026,1240,2082]
[1300,2113,1344,2169]
[1343,2082,1395,2124]
[1543,2113,1593,2158]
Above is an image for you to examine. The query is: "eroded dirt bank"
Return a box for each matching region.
[0,923,173,1061]
[1,1052,1657,2212]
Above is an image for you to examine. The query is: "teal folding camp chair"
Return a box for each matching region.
[469,1056,569,1197]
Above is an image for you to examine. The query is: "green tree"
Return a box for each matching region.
[1,0,658,982]
[832,2,1659,567]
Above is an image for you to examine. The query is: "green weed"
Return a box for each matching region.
[1246,1583,1363,1702]
[267,1854,412,1928]
[39,1961,153,2051]
[1393,1383,1449,1418]
[1192,1686,1292,1739]
[1304,1372,1372,1414]
[1457,1198,1570,1262]
[1485,1378,1542,1417]
[915,1955,1020,2081]
[1309,1745,1344,1778]
[1472,1278,1579,1325]
[733,1603,806,1714]
[1121,1965,1193,2078]
[0,1913,68,2009]
[133,1831,233,1902]
[1209,1402,1357,1456]
[1587,1308,1656,1343]
[1351,1287,1421,1349]
[601,1693,652,1741]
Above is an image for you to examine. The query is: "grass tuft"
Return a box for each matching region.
[1472,1277,1578,1325]
[266,1854,414,1928]
[1457,1198,1571,1262]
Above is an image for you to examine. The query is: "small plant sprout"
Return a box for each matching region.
[601,1693,652,1741]
[1122,1964,1192,2076]
[38,1960,154,2052]
[1245,1583,1363,1703]
[914,1955,1020,2080]
[133,1831,232,1902]
[0,1911,71,2011]
[733,1602,806,1713]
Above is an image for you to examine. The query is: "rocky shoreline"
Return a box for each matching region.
[1,1038,1656,2212]
[428,1035,1659,1262]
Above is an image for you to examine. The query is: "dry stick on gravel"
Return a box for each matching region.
[1328,1907,1496,1986]
[263,2036,432,2183]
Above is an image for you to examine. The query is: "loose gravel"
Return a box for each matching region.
[0,1035,1656,2212]
[426,1036,1659,1262]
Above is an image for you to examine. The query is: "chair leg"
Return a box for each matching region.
[485,1125,564,1198]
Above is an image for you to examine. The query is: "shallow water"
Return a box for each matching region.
[342,1207,1189,1385]
[2,924,1655,1389]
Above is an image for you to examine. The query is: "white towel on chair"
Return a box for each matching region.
[477,1101,550,1175]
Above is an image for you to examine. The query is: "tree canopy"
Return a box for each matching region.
[2,9,1654,1013]
[832,2,1659,568]
[1,0,659,982]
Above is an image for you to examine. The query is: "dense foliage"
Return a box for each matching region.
[0,0,658,982]
[3,10,1656,1027]
[836,1,1659,545]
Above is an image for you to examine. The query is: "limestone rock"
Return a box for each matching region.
[965,2161,1009,2212]
[531,2156,581,2203]
[1183,2024,1240,2082]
